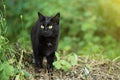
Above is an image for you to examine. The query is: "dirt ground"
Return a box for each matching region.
[23,53,120,80]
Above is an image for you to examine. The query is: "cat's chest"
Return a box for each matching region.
[38,37,58,56]
[41,40,55,48]
[47,42,53,47]
[40,37,56,44]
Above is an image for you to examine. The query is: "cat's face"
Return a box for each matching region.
[37,12,60,37]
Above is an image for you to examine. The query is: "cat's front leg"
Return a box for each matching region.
[34,50,43,72]
[46,52,56,72]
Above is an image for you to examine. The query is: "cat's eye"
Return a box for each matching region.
[40,25,44,29]
[48,25,53,29]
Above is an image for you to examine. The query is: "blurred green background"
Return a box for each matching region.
[1,0,120,60]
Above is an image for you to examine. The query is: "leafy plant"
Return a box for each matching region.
[53,52,78,71]
[0,62,14,80]
[0,3,14,80]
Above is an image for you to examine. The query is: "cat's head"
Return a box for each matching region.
[37,12,60,37]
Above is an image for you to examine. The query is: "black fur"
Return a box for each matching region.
[31,12,60,71]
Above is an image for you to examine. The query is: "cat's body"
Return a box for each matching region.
[31,12,60,71]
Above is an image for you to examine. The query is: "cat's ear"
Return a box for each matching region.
[51,12,60,24]
[38,12,44,21]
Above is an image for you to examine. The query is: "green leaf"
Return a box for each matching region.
[0,64,3,71]
[1,71,9,80]
[0,62,14,80]
[60,60,71,71]
[55,52,60,60]
[4,62,14,76]
[60,60,67,65]
[53,61,61,69]
[62,62,71,71]
[69,54,78,66]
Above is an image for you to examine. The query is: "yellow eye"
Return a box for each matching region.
[48,25,53,29]
[40,25,44,29]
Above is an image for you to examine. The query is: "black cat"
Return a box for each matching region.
[31,12,60,72]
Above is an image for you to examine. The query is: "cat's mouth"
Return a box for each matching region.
[39,31,53,37]
[43,33,52,37]
[43,30,53,37]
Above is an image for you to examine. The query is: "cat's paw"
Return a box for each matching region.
[47,65,54,73]
[48,68,54,73]
[35,67,42,73]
